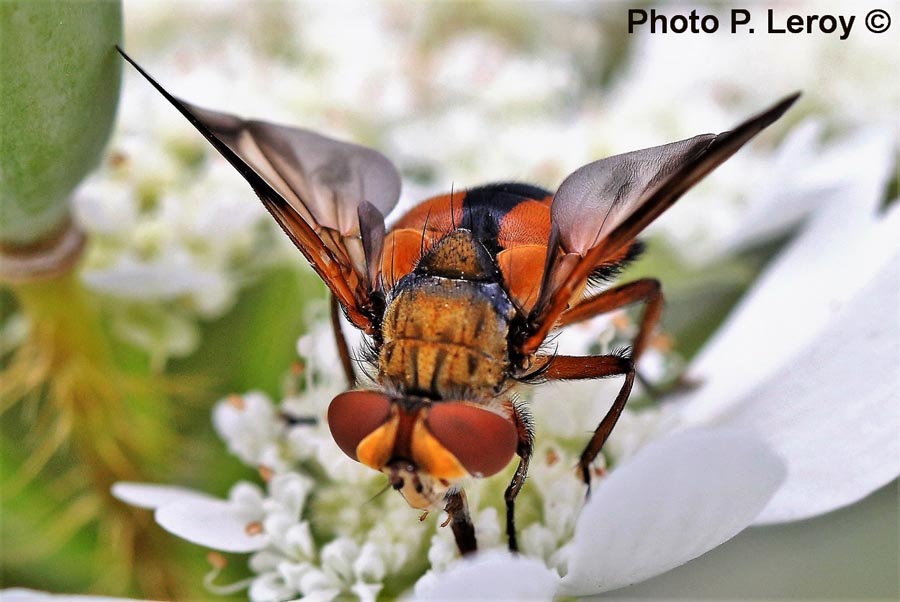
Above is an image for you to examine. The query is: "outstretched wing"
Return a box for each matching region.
[521,93,800,353]
[118,47,400,332]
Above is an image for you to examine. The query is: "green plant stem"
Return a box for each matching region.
[3,273,186,597]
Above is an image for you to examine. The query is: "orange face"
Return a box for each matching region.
[327,391,519,509]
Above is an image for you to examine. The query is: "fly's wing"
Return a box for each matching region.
[118,48,399,332]
[521,93,800,354]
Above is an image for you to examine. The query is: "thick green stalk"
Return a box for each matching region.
[0,1,121,247]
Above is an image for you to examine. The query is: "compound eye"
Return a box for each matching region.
[425,403,518,477]
[327,391,393,461]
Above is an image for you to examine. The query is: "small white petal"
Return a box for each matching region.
[227,481,266,518]
[719,255,900,523]
[353,543,386,583]
[350,582,382,602]
[559,429,784,595]
[249,550,283,574]
[248,572,295,602]
[321,537,358,583]
[265,472,314,518]
[110,482,213,510]
[519,523,558,565]
[263,512,302,555]
[284,522,316,561]
[414,551,559,601]
[298,591,341,602]
[155,498,266,553]
[426,531,459,573]
[298,568,341,599]
[277,560,315,592]
[472,507,502,550]
[213,392,282,467]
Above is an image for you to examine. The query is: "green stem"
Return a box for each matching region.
[3,273,186,597]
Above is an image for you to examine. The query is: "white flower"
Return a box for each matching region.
[112,472,423,602]
[212,392,288,472]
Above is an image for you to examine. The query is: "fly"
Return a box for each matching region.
[118,47,798,555]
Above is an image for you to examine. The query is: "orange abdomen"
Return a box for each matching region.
[379,228,516,399]
[380,276,513,398]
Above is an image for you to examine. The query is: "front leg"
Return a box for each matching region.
[504,401,534,552]
[444,489,476,556]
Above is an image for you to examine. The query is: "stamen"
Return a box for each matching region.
[108,150,129,168]
[650,332,674,352]
[227,394,245,410]
[612,313,633,331]
[546,448,560,466]
[245,520,264,536]
[206,551,227,570]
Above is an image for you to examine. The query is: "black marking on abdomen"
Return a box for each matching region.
[467,353,479,377]
[461,183,551,255]
[409,345,420,390]
[430,347,447,396]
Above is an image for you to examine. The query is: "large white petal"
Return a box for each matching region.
[591,482,898,599]
[726,126,894,252]
[155,498,266,553]
[0,590,149,602]
[677,164,899,426]
[413,551,559,601]
[111,481,214,509]
[559,429,784,595]
[715,253,900,523]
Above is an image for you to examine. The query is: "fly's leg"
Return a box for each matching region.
[560,278,697,398]
[504,402,534,552]
[558,278,662,363]
[540,354,635,490]
[560,278,676,397]
[444,489,476,555]
[531,280,659,490]
[330,293,356,387]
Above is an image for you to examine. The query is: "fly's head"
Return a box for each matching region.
[327,391,518,510]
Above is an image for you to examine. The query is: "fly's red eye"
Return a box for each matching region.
[327,391,392,461]
[425,403,518,477]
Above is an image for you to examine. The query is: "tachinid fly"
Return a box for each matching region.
[118,47,798,555]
